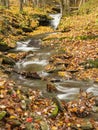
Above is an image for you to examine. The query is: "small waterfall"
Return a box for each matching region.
[49,13,62,29]
[16,40,40,52]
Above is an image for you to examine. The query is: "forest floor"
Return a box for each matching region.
[43,11,98,82]
[0,4,98,130]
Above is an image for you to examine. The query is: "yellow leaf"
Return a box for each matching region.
[58,71,65,77]
[0,86,5,89]
[95,78,98,82]
[51,126,57,130]
[67,123,71,127]
[10,116,16,119]
[17,90,20,95]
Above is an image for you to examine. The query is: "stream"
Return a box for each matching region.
[9,14,98,119]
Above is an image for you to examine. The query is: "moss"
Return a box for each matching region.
[82,59,98,69]
[76,35,98,40]
[87,59,98,68]
[50,104,59,118]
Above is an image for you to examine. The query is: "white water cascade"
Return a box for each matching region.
[49,13,62,29]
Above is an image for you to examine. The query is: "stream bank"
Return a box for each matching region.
[8,37,98,102]
[0,4,98,129]
[0,35,98,129]
[0,7,54,51]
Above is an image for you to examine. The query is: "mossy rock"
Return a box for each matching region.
[0,39,16,51]
[0,44,9,51]
[22,27,33,32]
[2,56,15,66]
[0,43,13,51]
[32,14,50,26]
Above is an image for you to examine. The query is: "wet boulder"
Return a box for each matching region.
[47,83,57,92]
[2,56,15,66]
[22,27,33,32]
[0,54,15,66]
[0,44,13,51]
[32,14,50,26]
[80,120,94,130]
[14,70,41,80]
[28,39,41,48]
[95,96,98,106]
[0,37,16,52]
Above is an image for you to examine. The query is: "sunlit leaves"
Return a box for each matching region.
[0,77,98,129]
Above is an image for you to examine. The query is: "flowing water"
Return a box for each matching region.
[10,14,98,106]
[9,13,98,120]
[49,13,62,29]
[10,37,56,90]
[11,37,98,102]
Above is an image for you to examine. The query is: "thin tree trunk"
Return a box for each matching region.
[1,0,9,8]
[20,0,23,12]
[1,0,6,6]
[79,0,83,8]
[79,0,86,8]
[36,0,39,8]
[60,0,70,16]
[32,0,40,8]
[75,0,77,6]
[6,0,10,9]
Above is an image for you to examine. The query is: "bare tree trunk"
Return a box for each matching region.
[60,0,70,16]
[32,0,39,8]
[32,0,35,8]
[1,0,6,6]
[20,0,23,12]
[79,0,86,8]
[0,0,9,8]
[75,0,77,6]
[36,0,39,8]
[6,0,10,9]
[39,0,46,9]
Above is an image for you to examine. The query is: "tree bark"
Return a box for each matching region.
[20,0,23,12]
[1,0,6,6]
[0,0,9,8]
[60,0,70,16]
[6,0,10,9]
